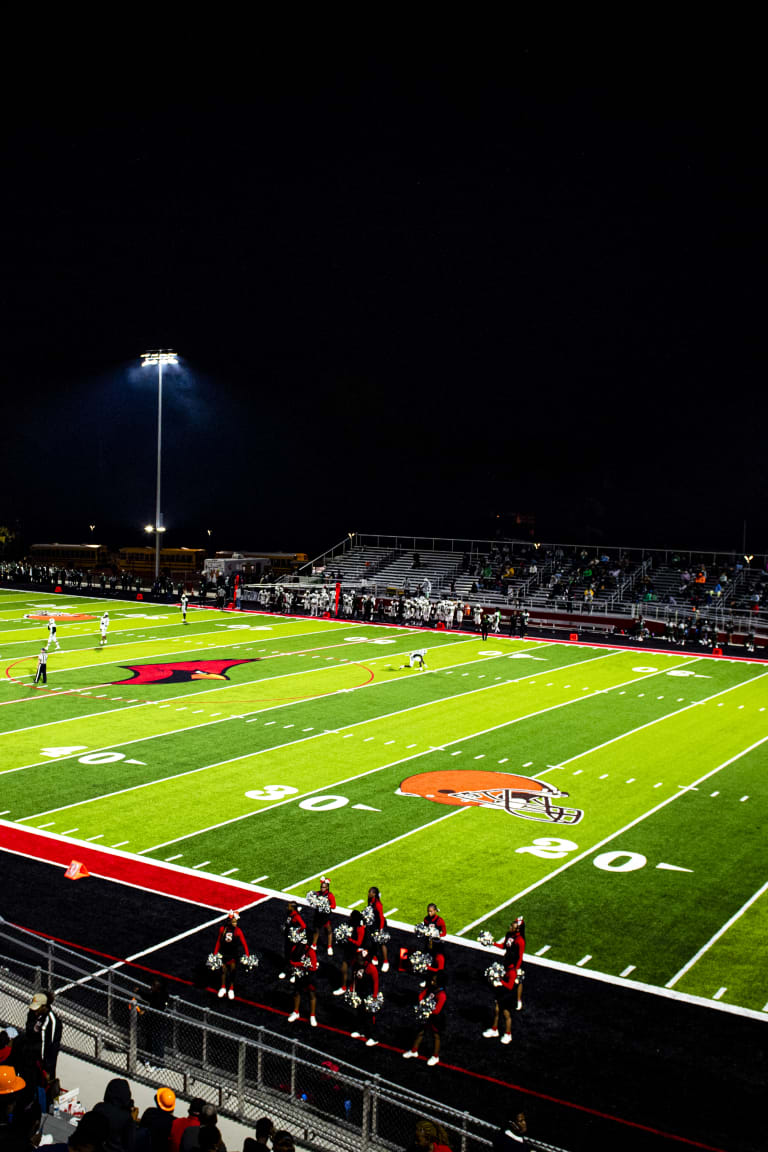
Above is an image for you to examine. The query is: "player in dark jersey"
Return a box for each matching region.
[213,912,250,1000]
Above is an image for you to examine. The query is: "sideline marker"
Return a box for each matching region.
[64,860,90,880]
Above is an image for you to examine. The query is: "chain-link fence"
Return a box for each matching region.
[0,926,568,1152]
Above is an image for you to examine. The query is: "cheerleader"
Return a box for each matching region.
[332,909,365,996]
[213,912,250,1000]
[366,886,390,972]
[309,877,337,956]
[402,972,446,1066]
[287,939,318,1028]
[350,949,380,1047]
[483,917,525,1042]
[423,903,447,939]
[278,903,308,980]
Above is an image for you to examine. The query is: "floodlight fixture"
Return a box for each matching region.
[141,348,178,579]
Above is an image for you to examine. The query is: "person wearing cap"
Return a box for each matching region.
[180,1104,225,1152]
[25,990,62,1105]
[140,1088,176,1152]
[212,912,250,1000]
[169,1099,205,1152]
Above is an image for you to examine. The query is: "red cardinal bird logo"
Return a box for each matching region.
[113,659,254,685]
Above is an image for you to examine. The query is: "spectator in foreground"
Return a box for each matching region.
[92,1078,140,1152]
[242,1115,274,1149]
[271,1134,295,1152]
[492,1112,531,1150]
[47,1109,110,1152]
[181,1104,226,1152]
[140,1087,176,1152]
[169,1099,204,1152]
[405,1118,452,1150]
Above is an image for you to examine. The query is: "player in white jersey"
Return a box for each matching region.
[401,648,428,670]
[99,612,109,646]
[46,618,61,650]
[181,593,189,623]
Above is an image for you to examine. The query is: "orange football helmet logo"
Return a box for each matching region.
[400,769,583,825]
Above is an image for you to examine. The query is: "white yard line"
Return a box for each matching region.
[16,649,626,829]
[666,876,768,988]
[457,729,768,935]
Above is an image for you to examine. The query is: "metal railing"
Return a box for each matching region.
[0,934,568,1152]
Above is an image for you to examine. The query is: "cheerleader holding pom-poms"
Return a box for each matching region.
[332,909,366,997]
[306,876,337,956]
[211,911,250,1000]
[279,903,308,980]
[402,973,447,1066]
[287,938,319,1028]
[366,886,390,972]
[482,916,525,1044]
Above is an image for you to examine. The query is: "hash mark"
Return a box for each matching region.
[165,854,183,861]
[740,796,750,802]
[576,955,592,967]
[620,965,636,977]
[535,945,550,956]
[193,861,211,869]
[712,987,727,1001]
[221,867,239,876]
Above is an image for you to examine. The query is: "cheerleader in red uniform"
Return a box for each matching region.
[402,972,447,1066]
[333,909,365,996]
[483,917,525,1043]
[309,877,337,956]
[350,949,381,1047]
[423,903,447,938]
[279,903,308,980]
[213,911,250,1000]
[287,939,318,1028]
[366,886,390,972]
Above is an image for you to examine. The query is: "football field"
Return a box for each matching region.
[2,588,767,1017]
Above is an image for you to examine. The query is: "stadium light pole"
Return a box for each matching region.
[141,350,178,580]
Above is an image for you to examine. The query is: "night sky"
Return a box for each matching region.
[2,47,764,558]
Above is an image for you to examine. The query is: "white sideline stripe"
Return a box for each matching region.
[15,647,609,821]
[54,909,250,993]
[3,635,534,772]
[666,876,768,988]
[458,729,768,936]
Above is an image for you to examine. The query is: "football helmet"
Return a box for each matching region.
[400,769,583,825]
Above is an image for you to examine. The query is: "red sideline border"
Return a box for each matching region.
[0,822,265,912]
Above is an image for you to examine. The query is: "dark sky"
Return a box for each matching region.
[1,47,764,558]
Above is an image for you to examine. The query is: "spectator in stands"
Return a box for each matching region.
[169,1099,204,1152]
[492,1112,531,1150]
[180,1104,224,1152]
[243,1117,274,1149]
[271,1135,295,1152]
[48,1109,110,1152]
[25,991,62,1109]
[405,1118,453,1150]
[92,1078,140,1152]
[140,1088,176,1152]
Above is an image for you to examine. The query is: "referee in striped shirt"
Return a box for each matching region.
[34,646,48,685]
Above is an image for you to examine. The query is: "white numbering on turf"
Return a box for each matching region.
[632,666,658,674]
[40,746,88,758]
[299,795,349,811]
[666,669,710,678]
[593,851,647,872]
[515,837,579,858]
[342,637,367,643]
[124,614,169,620]
[78,751,126,765]
[245,785,299,801]
[370,638,396,644]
